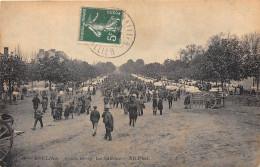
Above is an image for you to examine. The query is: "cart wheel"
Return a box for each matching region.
[203,93,217,109]
[0,123,13,161]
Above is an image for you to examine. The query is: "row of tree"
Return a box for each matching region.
[119,32,260,92]
[0,50,116,92]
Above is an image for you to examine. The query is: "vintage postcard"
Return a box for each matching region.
[0,1,260,167]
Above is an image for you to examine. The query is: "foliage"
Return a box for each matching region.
[119,32,259,88]
[241,32,260,92]
[205,33,244,84]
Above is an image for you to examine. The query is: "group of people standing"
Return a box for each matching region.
[31,74,185,141]
[100,74,183,128]
[31,86,115,142]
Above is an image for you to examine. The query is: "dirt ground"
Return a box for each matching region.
[1,91,260,167]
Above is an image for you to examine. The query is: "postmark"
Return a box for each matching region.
[79,7,136,58]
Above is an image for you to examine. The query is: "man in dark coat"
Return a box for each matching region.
[184,94,191,109]
[135,98,142,116]
[152,97,158,115]
[32,94,41,118]
[163,90,168,101]
[41,98,48,113]
[102,107,114,141]
[146,91,151,102]
[90,106,100,136]
[114,95,119,108]
[167,93,173,109]
[50,98,56,116]
[85,98,91,115]
[32,109,44,130]
[128,96,138,127]
[158,98,163,115]
[104,96,109,105]
[118,94,124,109]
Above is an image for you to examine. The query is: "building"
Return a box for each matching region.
[36,49,68,62]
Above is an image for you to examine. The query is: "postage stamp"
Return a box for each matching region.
[79,7,123,44]
[79,7,136,58]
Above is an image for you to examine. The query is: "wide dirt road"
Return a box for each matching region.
[1,91,260,167]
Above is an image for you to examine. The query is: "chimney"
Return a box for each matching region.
[4,47,8,56]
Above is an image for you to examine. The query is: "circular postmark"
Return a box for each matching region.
[86,10,136,58]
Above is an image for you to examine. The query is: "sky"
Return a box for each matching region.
[0,0,259,66]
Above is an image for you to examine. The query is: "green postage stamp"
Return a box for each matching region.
[79,7,124,44]
[79,7,136,58]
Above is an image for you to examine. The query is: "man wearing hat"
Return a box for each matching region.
[102,107,114,141]
[90,106,100,136]
[128,95,138,126]
[32,109,44,130]
[32,94,41,118]
[167,92,173,109]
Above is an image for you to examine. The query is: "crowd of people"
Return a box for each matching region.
[30,74,184,141]
[100,74,183,127]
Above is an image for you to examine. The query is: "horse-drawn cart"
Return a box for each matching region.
[190,90,227,109]
[202,91,227,108]
[0,114,14,162]
[0,113,24,164]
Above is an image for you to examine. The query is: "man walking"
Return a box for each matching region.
[32,94,41,118]
[152,97,158,115]
[41,98,48,113]
[135,97,142,116]
[85,98,91,115]
[32,109,44,130]
[167,92,173,109]
[90,106,100,136]
[158,97,163,115]
[77,98,82,115]
[184,94,191,109]
[104,96,109,106]
[173,90,178,101]
[119,94,124,109]
[50,98,56,116]
[128,96,138,126]
[102,107,114,141]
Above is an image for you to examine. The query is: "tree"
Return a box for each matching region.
[241,32,260,93]
[26,59,39,88]
[37,54,66,90]
[119,59,135,73]
[0,52,27,100]
[179,44,204,63]
[163,59,187,81]
[205,33,244,87]
[142,63,163,80]
[189,54,213,82]
[95,62,116,76]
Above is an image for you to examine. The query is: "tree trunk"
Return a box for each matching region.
[0,79,4,93]
[257,77,259,97]
[9,79,12,101]
[49,80,52,91]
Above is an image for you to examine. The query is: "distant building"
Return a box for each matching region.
[36,49,68,62]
